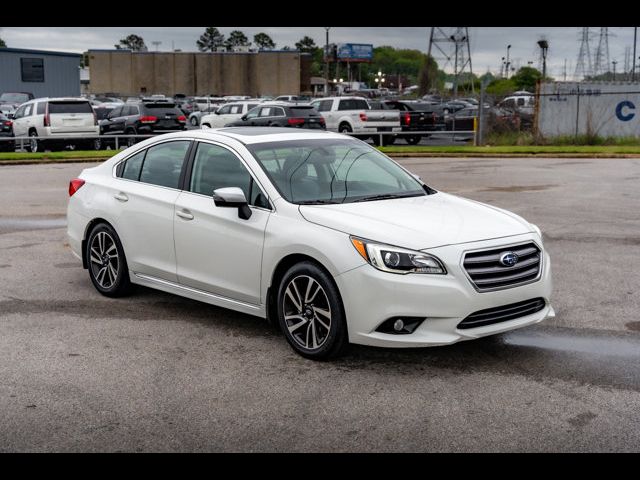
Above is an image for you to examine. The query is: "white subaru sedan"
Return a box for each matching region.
[67,128,554,359]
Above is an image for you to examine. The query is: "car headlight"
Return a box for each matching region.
[350,236,446,275]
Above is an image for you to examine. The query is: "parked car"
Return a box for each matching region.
[11,97,99,152]
[0,112,15,152]
[373,100,446,145]
[66,128,554,360]
[445,107,478,132]
[98,100,187,148]
[441,100,475,115]
[188,104,221,127]
[225,104,325,129]
[274,95,311,103]
[200,101,261,129]
[309,96,400,146]
[0,92,35,112]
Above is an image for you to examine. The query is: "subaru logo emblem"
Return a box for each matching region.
[500,252,519,267]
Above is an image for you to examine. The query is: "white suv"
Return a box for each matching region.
[200,100,261,129]
[12,97,100,152]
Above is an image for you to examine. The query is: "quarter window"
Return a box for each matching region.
[37,102,46,115]
[120,150,146,181]
[138,141,190,189]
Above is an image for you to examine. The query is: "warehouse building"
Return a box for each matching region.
[87,49,312,97]
[0,47,82,97]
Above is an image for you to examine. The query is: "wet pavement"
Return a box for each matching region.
[0,158,639,452]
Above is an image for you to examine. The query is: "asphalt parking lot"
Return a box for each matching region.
[1,157,639,452]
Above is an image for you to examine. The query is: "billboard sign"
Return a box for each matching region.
[337,43,373,62]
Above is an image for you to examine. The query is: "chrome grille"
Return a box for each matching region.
[457,297,546,329]
[463,242,541,291]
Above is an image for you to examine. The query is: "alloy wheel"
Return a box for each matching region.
[89,231,119,289]
[282,275,332,350]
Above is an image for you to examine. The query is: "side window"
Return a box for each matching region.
[37,102,46,115]
[245,107,260,119]
[189,143,268,208]
[14,106,25,119]
[119,150,146,180]
[229,105,242,114]
[24,104,33,116]
[109,106,123,118]
[130,105,140,115]
[338,99,354,111]
[139,141,190,189]
[273,107,285,117]
[259,107,272,117]
[217,105,231,115]
[517,98,525,107]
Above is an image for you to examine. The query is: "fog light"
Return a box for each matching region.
[375,317,426,335]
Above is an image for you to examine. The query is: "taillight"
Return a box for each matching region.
[287,117,305,126]
[318,117,326,124]
[403,112,411,125]
[359,113,368,121]
[93,110,98,126]
[139,115,157,124]
[68,178,85,197]
[44,102,50,127]
[177,115,187,123]
[3,121,11,127]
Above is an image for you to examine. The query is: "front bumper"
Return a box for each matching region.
[334,234,554,347]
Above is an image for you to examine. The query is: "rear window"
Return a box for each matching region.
[291,107,316,116]
[49,101,93,114]
[142,105,181,116]
[338,99,370,111]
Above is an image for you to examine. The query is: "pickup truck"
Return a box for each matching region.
[309,96,400,145]
[370,100,445,145]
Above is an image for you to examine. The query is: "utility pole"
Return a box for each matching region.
[633,27,638,82]
[428,27,474,95]
[612,60,617,81]
[324,27,330,96]
[506,44,512,79]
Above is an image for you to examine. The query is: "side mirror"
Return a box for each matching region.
[213,187,252,220]
[241,115,248,121]
[7,113,14,119]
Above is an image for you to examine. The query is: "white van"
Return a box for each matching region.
[12,97,100,152]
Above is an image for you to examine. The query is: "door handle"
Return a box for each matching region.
[176,210,194,220]
[114,192,128,202]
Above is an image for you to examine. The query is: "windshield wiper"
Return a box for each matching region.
[297,199,342,205]
[352,193,424,203]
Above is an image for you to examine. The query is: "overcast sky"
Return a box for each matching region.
[2,27,638,80]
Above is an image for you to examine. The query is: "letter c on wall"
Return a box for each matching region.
[616,101,635,121]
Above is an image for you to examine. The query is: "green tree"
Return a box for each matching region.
[197,27,225,52]
[225,30,251,50]
[253,32,275,50]
[418,55,439,95]
[486,78,517,96]
[511,66,542,92]
[295,36,317,53]
[0,37,6,48]
[282,46,292,51]
[115,34,147,51]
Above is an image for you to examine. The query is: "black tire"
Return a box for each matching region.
[276,261,349,360]
[405,135,422,145]
[372,135,393,147]
[86,223,134,298]
[125,128,137,148]
[28,130,41,153]
[190,116,199,126]
[338,123,352,134]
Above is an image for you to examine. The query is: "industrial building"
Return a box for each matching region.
[0,47,82,97]
[87,49,312,97]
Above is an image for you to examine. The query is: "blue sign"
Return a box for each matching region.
[616,101,635,122]
[337,43,373,62]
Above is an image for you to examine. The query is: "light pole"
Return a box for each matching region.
[501,57,505,78]
[612,60,617,81]
[324,27,330,96]
[374,70,385,89]
[537,39,549,80]
[506,45,512,79]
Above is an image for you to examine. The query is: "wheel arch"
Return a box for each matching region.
[81,217,116,269]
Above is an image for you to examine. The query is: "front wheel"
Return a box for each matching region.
[86,223,134,297]
[405,135,422,145]
[190,116,199,126]
[277,261,349,360]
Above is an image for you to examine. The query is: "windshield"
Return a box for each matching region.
[1,93,30,103]
[248,139,427,204]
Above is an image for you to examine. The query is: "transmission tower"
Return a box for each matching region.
[428,27,474,96]
[593,27,612,77]
[575,27,593,80]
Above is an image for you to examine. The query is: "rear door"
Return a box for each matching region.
[48,100,96,133]
[110,140,192,281]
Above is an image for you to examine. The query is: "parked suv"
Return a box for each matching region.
[11,97,99,152]
[99,100,187,148]
[226,103,325,129]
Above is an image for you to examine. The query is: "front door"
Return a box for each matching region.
[174,141,271,304]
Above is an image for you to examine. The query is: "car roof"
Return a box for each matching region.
[157,127,343,145]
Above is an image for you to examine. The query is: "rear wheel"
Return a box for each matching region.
[405,135,422,145]
[277,261,349,360]
[338,123,352,134]
[86,223,134,297]
[190,116,199,126]
[28,131,41,153]
[125,128,137,148]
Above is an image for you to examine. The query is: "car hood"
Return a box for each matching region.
[299,192,533,250]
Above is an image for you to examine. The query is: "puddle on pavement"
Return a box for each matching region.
[479,185,558,193]
[501,328,640,358]
[0,217,66,234]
